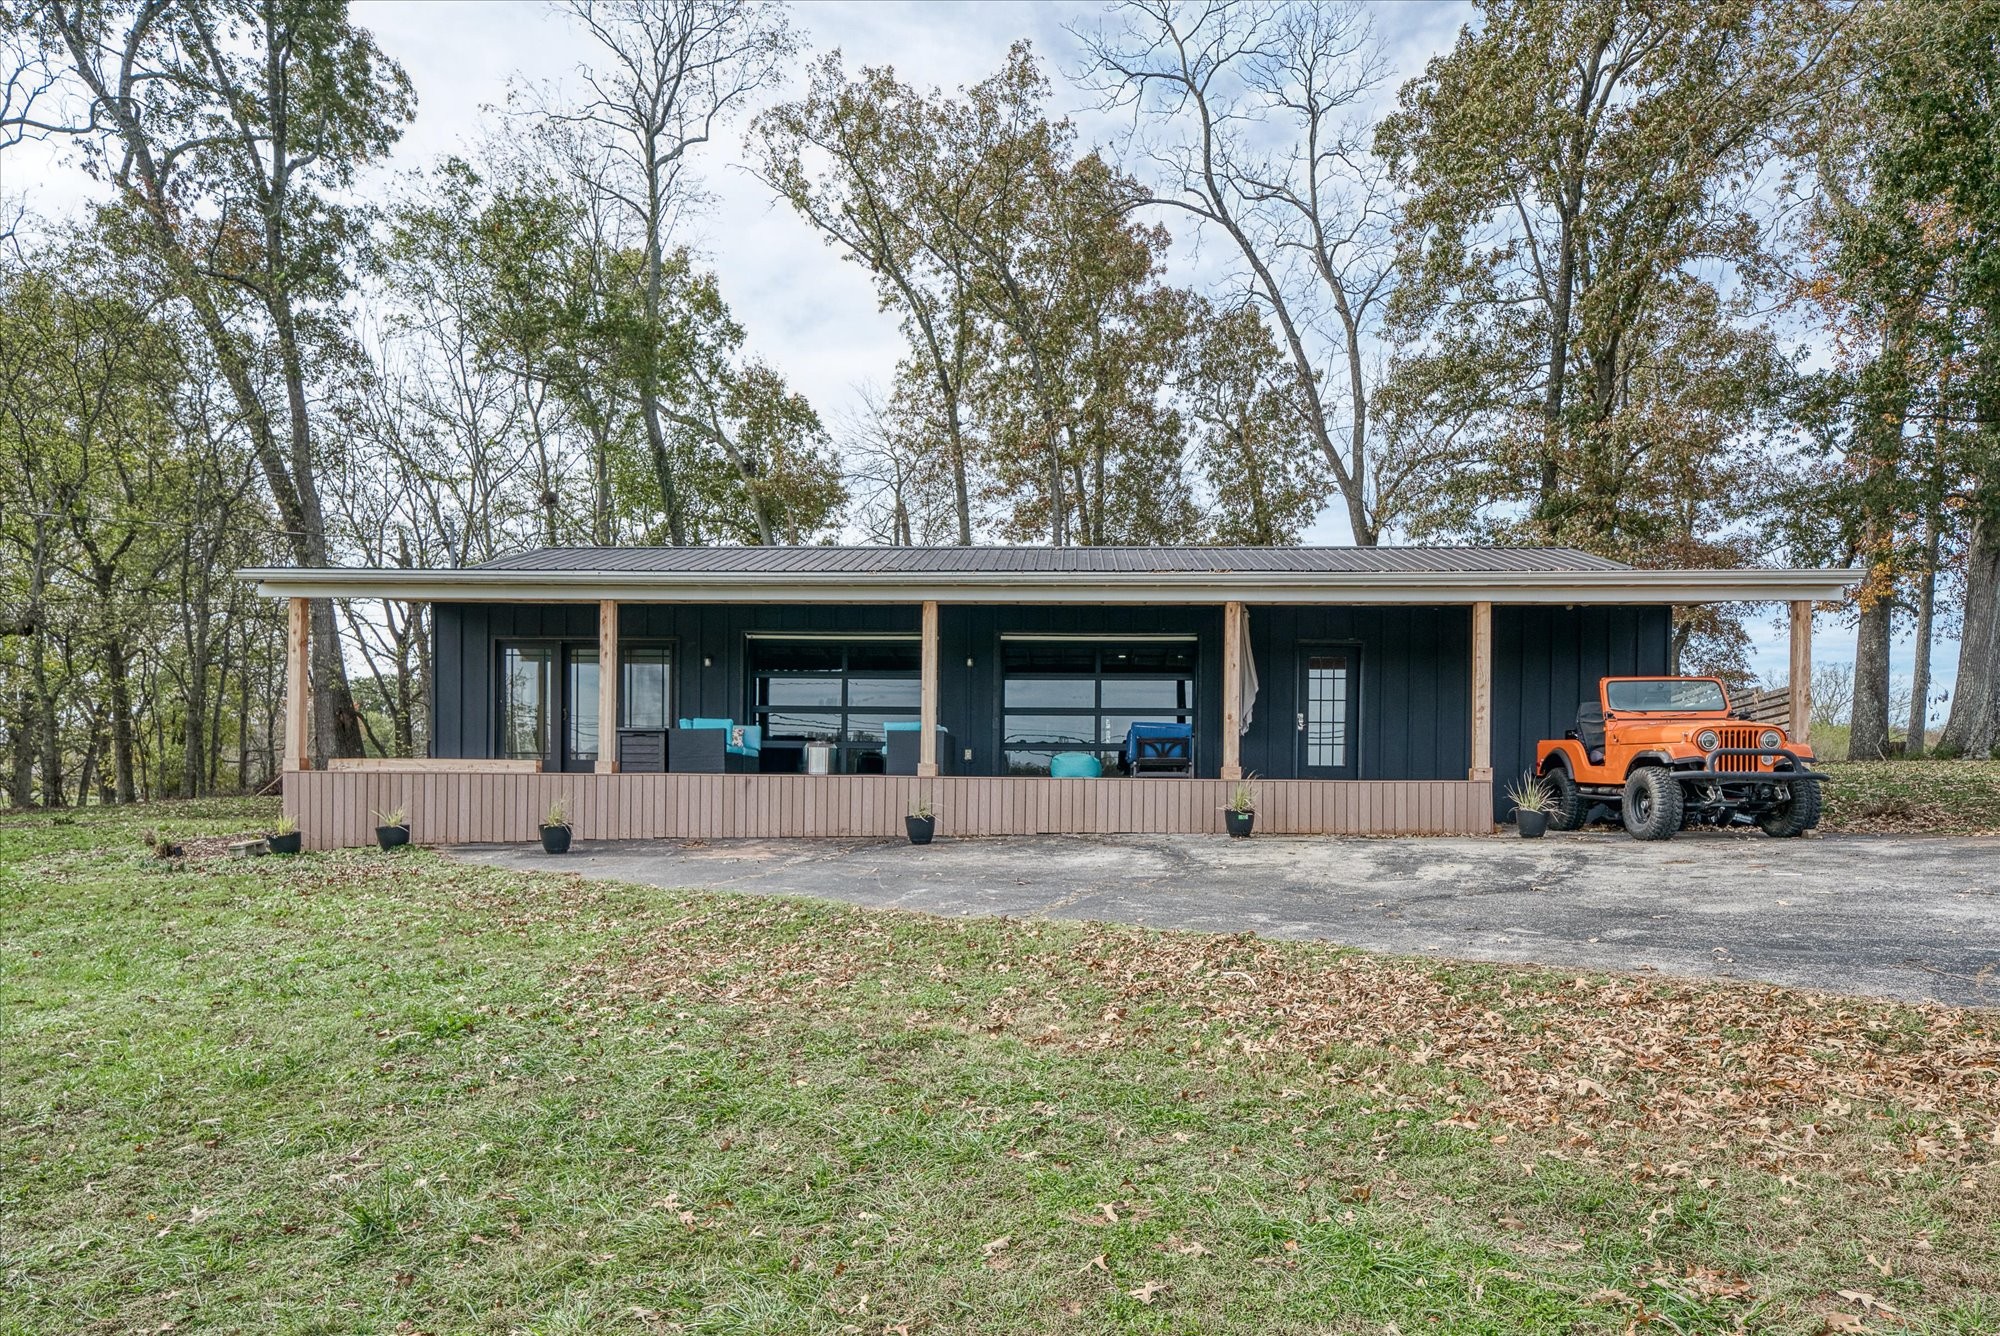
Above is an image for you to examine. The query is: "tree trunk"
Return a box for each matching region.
[1848,590,1895,761]
[1940,513,2000,756]
[30,630,63,808]
[308,599,364,766]
[1905,526,1938,755]
[8,691,33,809]
[104,635,136,804]
[184,634,211,799]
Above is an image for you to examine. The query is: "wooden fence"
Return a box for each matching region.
[1734,686,1793,729]
[284,770,1496,849]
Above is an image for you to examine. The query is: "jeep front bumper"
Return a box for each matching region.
[1675,747,1827,782]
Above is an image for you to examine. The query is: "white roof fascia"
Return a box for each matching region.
[239,565,1857,605]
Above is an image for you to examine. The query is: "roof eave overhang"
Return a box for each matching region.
[237,566,1858,605]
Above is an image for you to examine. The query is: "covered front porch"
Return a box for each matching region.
[251,546,1849,848]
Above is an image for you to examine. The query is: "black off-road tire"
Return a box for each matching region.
[1542,763,1588,831]
[1621,766,1684,841]
[1757,776,1822,838]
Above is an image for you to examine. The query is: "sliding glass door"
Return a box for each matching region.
[500,641,670,771]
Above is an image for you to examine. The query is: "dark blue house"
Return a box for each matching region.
[246,546,1845,848]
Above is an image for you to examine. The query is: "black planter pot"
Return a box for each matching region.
[268,831,302,856]
[1225,809,1255,838]
[1516,810,1549,839]
[375,824,410,852]
[540,824,572,855]
[905,815,936,845]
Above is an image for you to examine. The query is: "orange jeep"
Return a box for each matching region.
[1534,676,1824,841]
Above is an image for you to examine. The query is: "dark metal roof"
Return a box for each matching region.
[473,545,1633,576]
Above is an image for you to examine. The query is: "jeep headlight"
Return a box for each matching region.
[1760,729,1783,749]
[1694,728,1720,752]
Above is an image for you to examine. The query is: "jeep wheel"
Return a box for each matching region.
[1543,764,1587,830]
[1621,767,1684,841]
[1757,776,1822,838]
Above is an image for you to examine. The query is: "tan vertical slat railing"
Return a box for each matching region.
[293,773,1500,848]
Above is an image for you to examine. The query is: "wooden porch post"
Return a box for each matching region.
[284,596,311,771]
[1221,601,1244,781]
[919,600,940,777]
[596,599,620,774]
[1469,601,1493,780]
[1789,600,1813,744]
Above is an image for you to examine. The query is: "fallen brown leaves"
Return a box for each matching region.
[1059,930,2000,1142]
[1819,759,2000,836]
[574,902,1999,1153]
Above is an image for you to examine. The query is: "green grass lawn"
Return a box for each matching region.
[2,799,1996,1335]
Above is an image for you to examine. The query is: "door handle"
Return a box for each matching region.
[1295,711,1306,732]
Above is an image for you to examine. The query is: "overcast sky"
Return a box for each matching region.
[0,1,1950,700]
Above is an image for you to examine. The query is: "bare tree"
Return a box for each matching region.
[556,0,796,545]
[836,382,962,547]
[1078,0,1395,543]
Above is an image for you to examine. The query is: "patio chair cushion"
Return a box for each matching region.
[1122,721,1193,773]
[676,717,759,755]
[1049,752,1102,778]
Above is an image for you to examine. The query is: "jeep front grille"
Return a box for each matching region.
[1714,726,1762,771]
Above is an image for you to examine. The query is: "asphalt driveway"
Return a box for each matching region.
[448,832,2000,1008]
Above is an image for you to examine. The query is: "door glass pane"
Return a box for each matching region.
[1102,714,1192,745]
[1004,750,1058,776]
[568,649,599,762]
[621,646,671,729]
[760,677,842,708]
[1306,654,1349,769]
[847,676,920,708]
[759,709,842,741]
[1004,715,1097,746]
[500,645,552,759]
[1005,677,1095,708]
[1100,678,1193,709]
[844,711,917,742]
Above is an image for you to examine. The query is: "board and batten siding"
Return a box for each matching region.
[285,771,1495,848]
[1491,604,1672,814]
[429,597,1666,812]
[1237,605,1474,781]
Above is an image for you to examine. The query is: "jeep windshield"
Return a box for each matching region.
[1604,679,1727,713]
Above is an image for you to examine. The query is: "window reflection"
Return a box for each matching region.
[621,646,672,729]
[1001,639,1198,772]
[500,645,552,760]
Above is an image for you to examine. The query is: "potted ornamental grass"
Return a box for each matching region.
[540,796,573,855]
[1508,773,1551,839]
[373,805,411,852]
[905,794,936,846]
[1223,780,1257,838]
[268,814,302,856]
